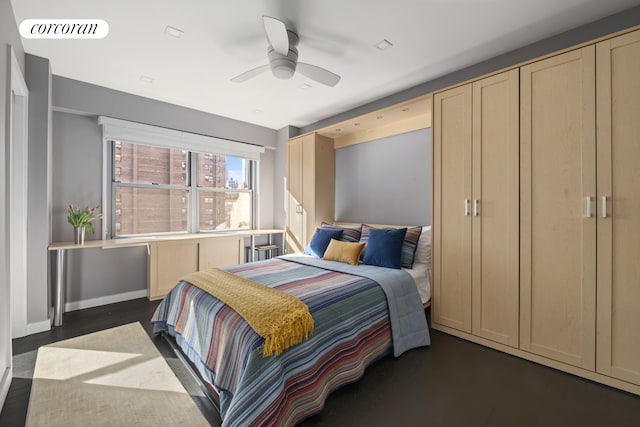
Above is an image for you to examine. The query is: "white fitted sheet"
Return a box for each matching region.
[404,263,431,305]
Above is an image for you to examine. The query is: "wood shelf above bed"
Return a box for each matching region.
[315,95,431,149]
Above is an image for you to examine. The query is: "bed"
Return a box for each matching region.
[152,224,431,426]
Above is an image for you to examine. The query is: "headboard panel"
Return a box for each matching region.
[334,128,431,226]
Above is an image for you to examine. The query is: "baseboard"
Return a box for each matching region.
[0,367,12,410]
[26,318,52,335]
[65,289,148,312]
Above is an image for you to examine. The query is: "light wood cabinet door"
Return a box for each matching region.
[433,84,472,333]
[301,135,315,247]
[285,134,335,253]
[286,136,304,250]
[148,241,199,300]
[471,69,520,347]
[307,134,335,246]
[520,46,596,369]
[198,236,243,271]
[596,30,640,385]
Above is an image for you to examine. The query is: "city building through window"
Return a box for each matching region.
[111,140,254,237]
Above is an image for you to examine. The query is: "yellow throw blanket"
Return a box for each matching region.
[181,268,314,357]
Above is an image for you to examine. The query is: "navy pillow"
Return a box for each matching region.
[307,228,344,257]
[362,227,407,269]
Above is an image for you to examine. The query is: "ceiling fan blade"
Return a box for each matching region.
[297,63,341,87]
[230,65,270,83]
[263,16,289,55]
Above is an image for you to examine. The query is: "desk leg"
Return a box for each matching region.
[54,249,66,326]
[250,235,255,262]
[282,231,286,255]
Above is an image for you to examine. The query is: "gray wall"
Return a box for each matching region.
[52,112,147,303]
[51,112,103,242]
[50,79,279,304]
[335,129,430,226]
[25,54,52,325]
[53,76,276,146]
[1,0,25,401]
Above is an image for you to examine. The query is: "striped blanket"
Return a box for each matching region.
[152,257,428,426]
[180,268,314,357]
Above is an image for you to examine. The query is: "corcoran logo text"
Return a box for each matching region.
[19,19,109,39]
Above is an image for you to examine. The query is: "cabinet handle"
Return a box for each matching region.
[464,199,470,216]
[473,199,479,217]
[602,196,607,218]
[585,196,592,218]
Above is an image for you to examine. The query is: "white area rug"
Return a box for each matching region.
[26,322,210,426]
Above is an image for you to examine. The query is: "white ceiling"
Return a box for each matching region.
[10,0,640,130]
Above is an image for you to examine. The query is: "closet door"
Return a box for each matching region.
[596,30,640,384]
[471,69,520,347]
[301,135,315,247]
[520,47,596,369]
[433,85,472,333]
[286,137,304,251]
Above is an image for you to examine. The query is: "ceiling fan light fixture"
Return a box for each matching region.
[271,58,297,79]
[232,16,341,87]
[268,45,298,80]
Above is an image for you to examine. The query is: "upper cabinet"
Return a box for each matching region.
[286,133,335,253]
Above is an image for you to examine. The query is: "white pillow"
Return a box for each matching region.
[413,226,431,266]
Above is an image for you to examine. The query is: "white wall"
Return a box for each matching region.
[25,54,52,329]
[0,0,26,408]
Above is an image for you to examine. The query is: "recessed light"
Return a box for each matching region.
[252,109,263,114]
[299,83,312,90]
[165,26,184,38]
[140,75,154,83]
[374,39,393,50]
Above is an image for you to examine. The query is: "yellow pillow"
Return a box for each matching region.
[322,240,366,266]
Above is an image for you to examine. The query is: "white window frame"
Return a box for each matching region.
[99,117,264,239]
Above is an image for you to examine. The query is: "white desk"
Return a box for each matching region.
[48,229,285,326]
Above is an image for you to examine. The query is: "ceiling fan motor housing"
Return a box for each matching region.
[267,30,299,79]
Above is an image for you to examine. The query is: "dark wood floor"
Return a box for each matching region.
[2,298,639,427]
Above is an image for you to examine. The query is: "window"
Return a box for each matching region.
[110,140,255,237]
[197,153,252,231]
[100,116,264,238]
[112,141,190,236]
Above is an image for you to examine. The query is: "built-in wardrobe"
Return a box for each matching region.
[285,133,335,253]
[432,28,640,394]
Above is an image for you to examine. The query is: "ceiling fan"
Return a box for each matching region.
[231,16,341,87]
